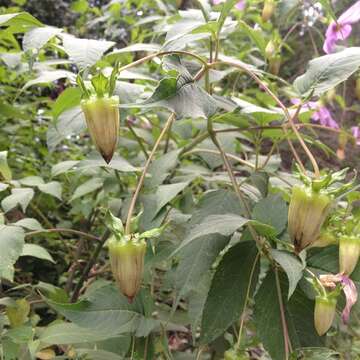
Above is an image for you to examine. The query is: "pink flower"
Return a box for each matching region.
[213,0,246,11]
[323,1,360,54]
[351,126,360,145]
[291,99,339,129]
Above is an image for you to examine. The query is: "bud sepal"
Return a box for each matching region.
[339,235,360,275]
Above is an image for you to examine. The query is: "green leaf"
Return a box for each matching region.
[0,12,43,32]
[70,178,103,202]
[200,241,259,343]
[39,322,119,345]
[108,43,161,55]
[252,194,288,235]
[1,188,34,213]
[271,249,304,299]
[293,47,360,96]
[21,244,54,263]
[19,176,44,187]
[254,271,323,360]
[22,26,62,51]
[0,151,12,181]
[23,70,76,90]
[75,349,124,360]
[0,225,25,281]
[61,34,115,69]
[38,181,62,200]
[174,213,248,254]
[51,160,79,177]
[239,21,267,56]
[216,0,239,36]
[14,218,43,231]
[76,154,137,172]
[52,87,82,119]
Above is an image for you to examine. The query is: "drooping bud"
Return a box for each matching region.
[339,235,360,275]
[81,96,119,163]
[314,295,337,336]
[108,234,146,302]
[262,0,275,22]
[77,64,120,163]
[288,185,332,252]
[269,57,281,76]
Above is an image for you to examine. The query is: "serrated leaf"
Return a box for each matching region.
[294,47,360,96]
[0,225,25,281]
[0,12,43,32]
[22,26,62,51]
[271,249,304,299]
[21,244,54,263]
[2,188,34,213]
[200,241,259,343]
[62,34,115,69]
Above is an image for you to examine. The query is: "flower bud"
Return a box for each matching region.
[356,78,360,101]
[269,57,281,76]
[262,0,275,22]
[224,349,249,360]
[265,40,276,60]
[288,185,332,252]
[108,235,146,302]
[339,235,360,275]
[314,295,337,336]
[81,96,120,163]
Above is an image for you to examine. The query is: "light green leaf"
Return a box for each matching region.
[239,21,267,56]
[15,218,43,230]
[22,26,62,51]
[19,176,44,187]
[0,225,25,281]
[21,244,54,263]
[200,241,259,343]
[62,34,115,69]
[70,178,103,202]
[294,47,360,96]
[51,161,79,177]
[0,12,43,32]
[75,349,124,360]
[76,154,137,172]
[252,194,288,235]
[2,188,34,213]
[52,87,82,119]
[108,43,161,55]
[23,70,76,90]
[38,181,62,200]
[0,151,12,181]
[271,249,304,299]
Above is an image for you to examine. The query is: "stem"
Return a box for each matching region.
[30,203,53,229]
[179,131,210,155]
[236,253,260,350]
[25,228,100,242]
[125,113,175,234]
[209,61,320,177]
[275,267,292,359]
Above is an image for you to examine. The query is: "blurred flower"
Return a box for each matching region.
[351,126,360,145]
[319,273,358,324]
[213,0,246,11]
[323,1,360,54]
[292,99,339,129]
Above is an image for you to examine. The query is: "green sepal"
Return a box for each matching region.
[105,210,124,240]
[90,71,108,98]
[108,61,120,97]
[139,224,166,240]
[76,71,90,99]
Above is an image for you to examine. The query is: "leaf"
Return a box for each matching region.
[254,271,323,360]
[70,178,103,202]
[23,70,76,90]
[293,47,360,96]
[5,299,30,328]
[200,241,259,343]
[0,151,12,181]
[62,34,115,69]
[51,161,79,177]
[19,176,44,187]
[239,21,267,56]
[216,0,239,36]
[76,154,137,172]
[21,244,54,263]
[46,284,149,337]
[22,26,62,51]
[252,194,288,235]
[75,349,124,360]
[15,218,43,231]
[271,249,304,299]
[0,225,25,281]
[2,188,34,213]
[108,43,161,55]
[162,33,210,52]
[0,12,43,32]
[38,181,62,200]
[52,87,82,119]
[122,72,217,119]
[174,213,248,254]
[39,323,119,345]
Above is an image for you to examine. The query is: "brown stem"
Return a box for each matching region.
[25,228,100,242]
[125,113,175,234]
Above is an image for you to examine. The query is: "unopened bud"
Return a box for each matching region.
[356,79,360,101]
[262,0,275,22]
[288,185,332,252]
[339,235,360,275]
[265,40,276,60]
[314,295,337,336]
[269,57,281,75]
[108,235,146,302]
[81,95,120,163]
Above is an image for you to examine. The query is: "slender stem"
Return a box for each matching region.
[236,253,260,350]
[127,120,149,159]
[209,61,320,177]
[25,228,100,242]
[125,113,175,234]
[30,203,53,229]
[179,131,210,155]
[195,347,204,360]
[163,119,173,154]
[275,267,291,359]
[282,125,306,173]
